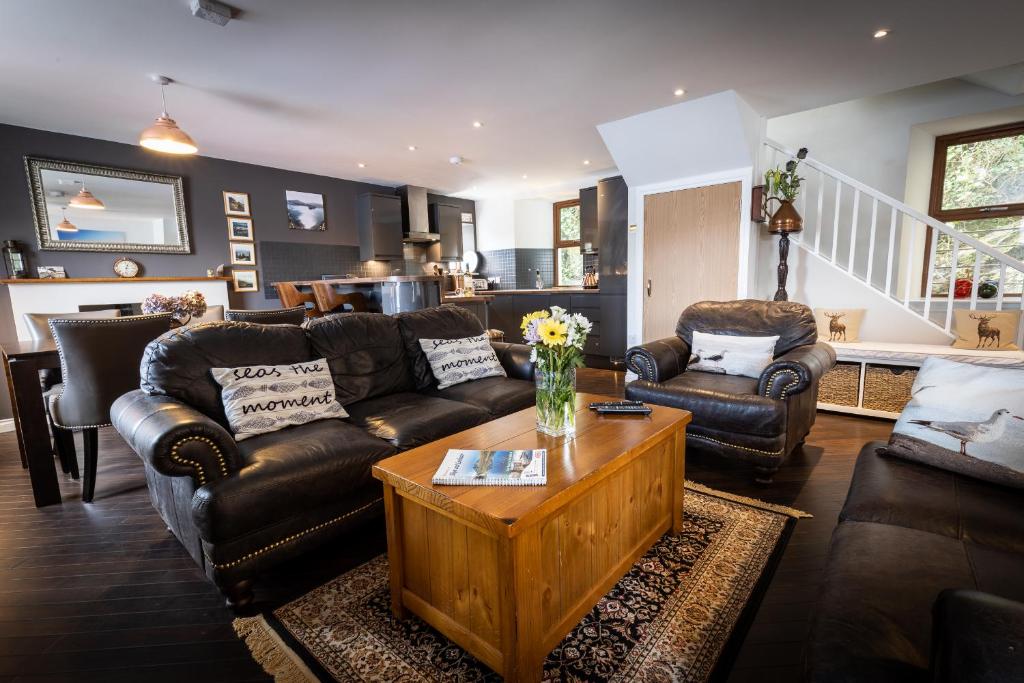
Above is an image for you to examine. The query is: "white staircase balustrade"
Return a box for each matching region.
[762,140,1024,348]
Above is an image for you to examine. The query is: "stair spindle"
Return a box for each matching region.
[944,240,960,334]
[923,225,938,322]
[831,182,842,264]
[848,190,860,274]
[885,207,897,297]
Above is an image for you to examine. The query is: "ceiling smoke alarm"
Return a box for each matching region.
[190,0,235,26]
[449,155,464,165]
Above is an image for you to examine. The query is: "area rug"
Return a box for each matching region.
[235,483,808,682]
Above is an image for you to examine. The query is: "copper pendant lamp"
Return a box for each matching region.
[55,207,79,232]
[69,185,105,210]
[139,76,198,155]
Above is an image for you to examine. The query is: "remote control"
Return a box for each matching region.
[588,400,644,410]
[595,405,652,415]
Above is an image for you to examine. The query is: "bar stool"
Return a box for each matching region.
[48,313,173,502]
[273,282,322,318]
[310,283,369,314]
[224,306,307,325]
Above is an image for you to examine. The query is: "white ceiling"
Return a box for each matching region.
[1,0,1023,199]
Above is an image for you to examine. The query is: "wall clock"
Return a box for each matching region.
[113,257,141,278]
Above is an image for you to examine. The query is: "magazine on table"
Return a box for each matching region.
[432,449,547,486]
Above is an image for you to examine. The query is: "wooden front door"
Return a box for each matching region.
[642,182,742,342]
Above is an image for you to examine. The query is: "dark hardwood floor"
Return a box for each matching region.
[0,368,891,682]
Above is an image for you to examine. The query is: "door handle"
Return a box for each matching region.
[646,279,652,297]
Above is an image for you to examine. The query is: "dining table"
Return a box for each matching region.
[2,338,64,507]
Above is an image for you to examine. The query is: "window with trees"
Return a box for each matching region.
[927,121,1024,296]
[554,199,583,286]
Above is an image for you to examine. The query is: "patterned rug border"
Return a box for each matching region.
[682,481,812,519]
[234,482,807,682]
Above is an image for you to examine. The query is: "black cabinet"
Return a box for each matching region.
[597,176,628,294]
[580,186,598,253]
[430,202,463,261]
[599,293,627,359]
[358,193,404,261]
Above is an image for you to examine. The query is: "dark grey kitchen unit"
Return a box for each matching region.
[358,192,404,261]
[580,185,598,253]
[430,202,464,261]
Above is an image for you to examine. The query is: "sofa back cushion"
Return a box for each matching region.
[140,321,313,426]
[305,312,413,404]
[395,305,485,390]
[676,299,816,357]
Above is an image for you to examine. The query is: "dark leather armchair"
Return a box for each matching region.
[624,300,835,482]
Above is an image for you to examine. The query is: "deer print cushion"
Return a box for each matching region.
[688,331,779,379]
[884,357,1024,488]
[210,358,347,441]
[813,308,864,343]
[952,309,1021,351]
[418,334,507,389]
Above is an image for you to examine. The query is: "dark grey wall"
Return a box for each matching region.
[0,123,474,419]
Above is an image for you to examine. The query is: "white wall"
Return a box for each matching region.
[475,197,515,251]
[514,199,554,248]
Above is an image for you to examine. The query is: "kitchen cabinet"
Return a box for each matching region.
[580,186,598,253]
[597,176,628,294]
[358,193,404,261]
[429,202,463,261]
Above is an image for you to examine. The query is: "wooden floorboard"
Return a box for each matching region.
[0,368,891,681]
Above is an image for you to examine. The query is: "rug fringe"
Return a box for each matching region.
[234,616,320,683]
[685,480,812,519]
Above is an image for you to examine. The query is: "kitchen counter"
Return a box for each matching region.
[485,287,600,295]
[442,293,495,303]
[276,275,443,286]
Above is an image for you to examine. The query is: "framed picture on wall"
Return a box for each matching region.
[223,191,251,216]
[232,269,259,292]
[285,190,327,231]
[230,242,257,266]
[226,217,254,241]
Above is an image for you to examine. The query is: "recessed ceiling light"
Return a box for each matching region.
[357,162,366,168]
[472,121,483,128]
[583,159,591,166]
[673,88,685,97]
[873,28,890,38]
[522,174,528,179]
[407,145,417,151]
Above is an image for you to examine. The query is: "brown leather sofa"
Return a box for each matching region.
[806,444,1024,682]
[624,300,836,482]
[111,306,535,607]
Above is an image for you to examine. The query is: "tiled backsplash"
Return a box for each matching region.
[479,248,557,289]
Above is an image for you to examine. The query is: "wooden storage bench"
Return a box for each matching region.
[817,341,1024,419]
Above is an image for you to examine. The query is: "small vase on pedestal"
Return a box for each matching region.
[767,200,804,302]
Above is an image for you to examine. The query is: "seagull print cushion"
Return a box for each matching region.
[211,358,347,441]
[687,331,779,379]
[885,357,1024,488]
[418,334,506,389]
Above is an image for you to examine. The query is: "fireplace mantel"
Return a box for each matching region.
[3,276,232,341]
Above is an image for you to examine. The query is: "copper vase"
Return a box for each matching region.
[768,200,803,234]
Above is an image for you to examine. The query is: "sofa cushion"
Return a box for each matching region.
[625,372,785,437]
[140,321,313,426]
[395,306,486,390]
[676,299,816,357]
[345,392,491,449]
[419,334,507,389]
[191,419,396,544]
[426,376,535,417]
[305,312,413,405]
[841,444,1024,554]
[807,521,976,683]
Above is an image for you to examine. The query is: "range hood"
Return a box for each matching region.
[398,185,440,242]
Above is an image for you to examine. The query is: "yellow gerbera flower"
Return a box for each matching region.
[520,309,550,331]
[538,319,568,347]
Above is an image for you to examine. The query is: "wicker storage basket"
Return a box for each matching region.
[819,362,860,407]
[862,364,917,413]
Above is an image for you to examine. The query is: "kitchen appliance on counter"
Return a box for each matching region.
[582,265,599,289]
[472,278,489,291]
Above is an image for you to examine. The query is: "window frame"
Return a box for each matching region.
[922,120,1024,296]
[553,198,582,286]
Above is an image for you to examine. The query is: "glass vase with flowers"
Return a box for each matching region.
[521,306,592,437]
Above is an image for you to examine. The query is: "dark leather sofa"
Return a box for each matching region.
[111,306,536,607]
[806,444,1024,682]
[624,300,836,482]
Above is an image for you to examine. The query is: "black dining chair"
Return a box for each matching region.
[23,309,123,478]
[47,313,173,502]
[224,306,307,325]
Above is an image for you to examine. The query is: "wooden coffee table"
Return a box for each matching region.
[371,392,691,682]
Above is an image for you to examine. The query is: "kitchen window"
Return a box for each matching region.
[925,121,1024,296]
[554,199,583,286]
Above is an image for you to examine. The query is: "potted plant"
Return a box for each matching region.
[142,290,208,327]
[521,306,592,436]
[763,147,808,301]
